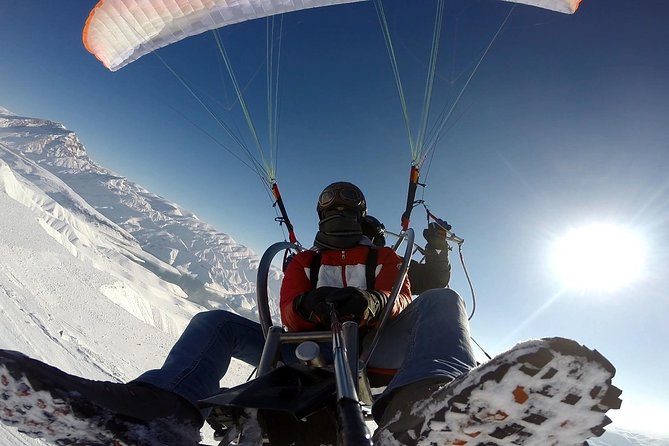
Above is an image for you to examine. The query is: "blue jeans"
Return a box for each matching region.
[135,311,266,407]
[366,288,476,392]
[135,288,475,416]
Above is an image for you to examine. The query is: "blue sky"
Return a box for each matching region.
[1,0,668,436]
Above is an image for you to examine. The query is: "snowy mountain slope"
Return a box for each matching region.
[0,158,196,336]
[0,171,184,379]
[0,108,282,322]
[0,160,252,445]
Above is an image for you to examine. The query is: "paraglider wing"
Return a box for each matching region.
[501,0,581,14]
[83,0,367,71]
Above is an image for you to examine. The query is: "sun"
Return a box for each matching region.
[551,223,645,292]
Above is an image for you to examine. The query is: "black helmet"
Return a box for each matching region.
[361,215,386,247]
[316,182,367,220]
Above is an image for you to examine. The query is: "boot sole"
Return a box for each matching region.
[376,337,622,445]
[0,350,152,445]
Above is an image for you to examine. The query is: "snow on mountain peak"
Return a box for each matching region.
[0,107,282,324]
[0,106,16,116]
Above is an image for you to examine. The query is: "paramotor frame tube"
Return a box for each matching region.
[360,228,414,366]
[257,241,301,338]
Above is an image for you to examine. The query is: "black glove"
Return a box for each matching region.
[423,220,450,251]
[294,287,338,327]
[325,287,387,325]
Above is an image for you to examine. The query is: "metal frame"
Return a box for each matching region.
[245,229,416,445]
[254,230,415,369]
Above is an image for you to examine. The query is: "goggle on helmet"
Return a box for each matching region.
[316,182,367,220]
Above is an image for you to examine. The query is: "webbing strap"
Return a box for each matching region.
[309,251,322,288]
[365,247,378,290]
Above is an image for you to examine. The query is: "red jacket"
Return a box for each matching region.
[280,244,412,332]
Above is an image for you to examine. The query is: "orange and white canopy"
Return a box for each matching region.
[83,0,581,72]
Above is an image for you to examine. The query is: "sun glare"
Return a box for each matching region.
[551,223,645,292]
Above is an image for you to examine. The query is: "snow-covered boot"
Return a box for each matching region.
[372,377,452,444]
[0,349,203,446]
[373,337,622,446]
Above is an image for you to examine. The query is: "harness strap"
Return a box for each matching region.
[365,247,378,290]
[309,251,322,288]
